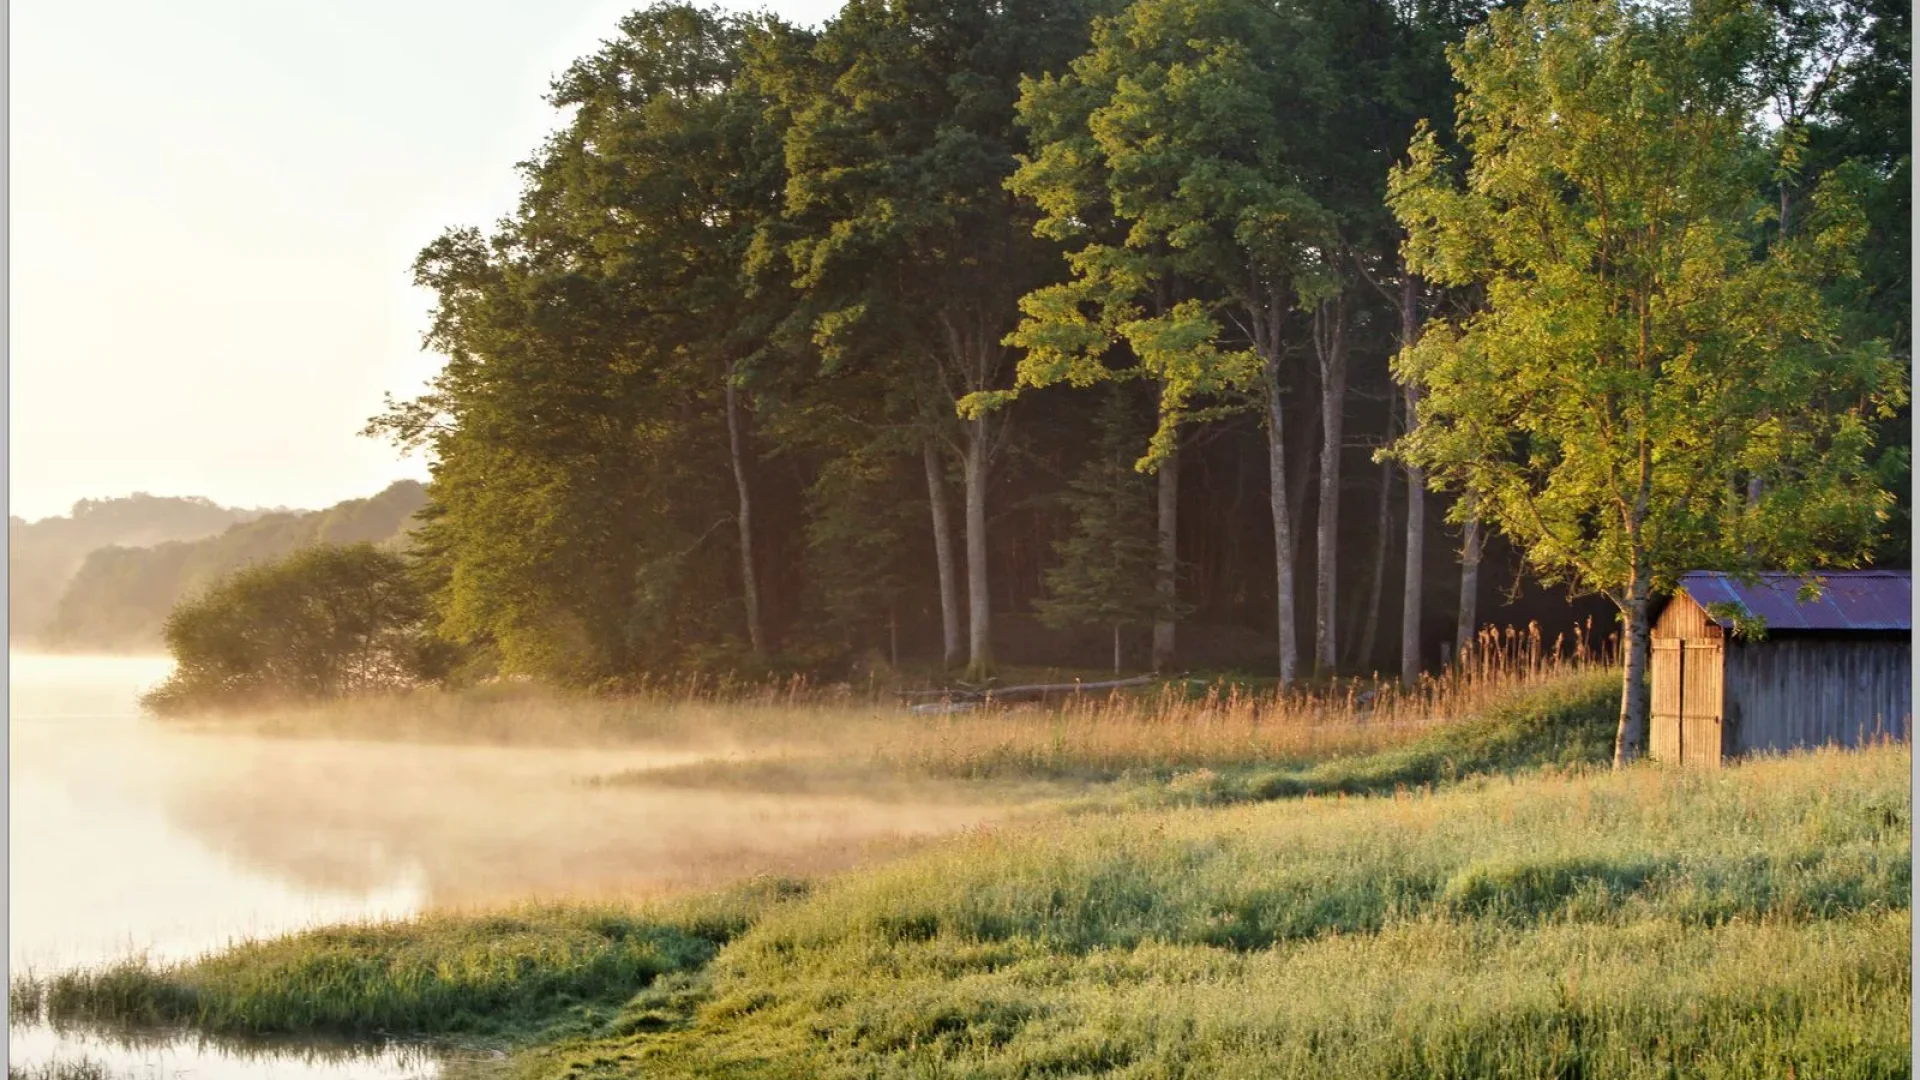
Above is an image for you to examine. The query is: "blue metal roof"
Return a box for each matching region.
[1678,570,1912,633]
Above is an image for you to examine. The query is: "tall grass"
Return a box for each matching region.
[185,622,1615,769]
[516,745,1910,1079]
[17,878,809,1041]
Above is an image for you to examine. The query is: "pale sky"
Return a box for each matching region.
[9,0,840,522]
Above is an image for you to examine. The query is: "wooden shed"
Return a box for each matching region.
[1649,570,1912,767]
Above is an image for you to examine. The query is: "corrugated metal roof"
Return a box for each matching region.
[1678,570,1912,633]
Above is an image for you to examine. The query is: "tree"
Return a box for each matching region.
[983,0,1351,685]
[1035,389,1180,672]
[761,0,1099,678]
[140,544,451,715]
[370,5,794,681]
[1389,0,1904,764]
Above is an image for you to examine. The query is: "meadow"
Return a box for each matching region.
[18,632,1911,1079]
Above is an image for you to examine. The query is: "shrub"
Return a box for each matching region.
[140,543,454,715]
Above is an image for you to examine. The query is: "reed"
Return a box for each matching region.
[208,622,1618,786]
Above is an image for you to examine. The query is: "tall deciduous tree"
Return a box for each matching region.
[763,0,1098,678]
[1390,0,1904,764]
[983,0,1349,684]
[371,5,793,681]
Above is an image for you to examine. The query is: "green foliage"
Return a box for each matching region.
[43,482,425,651]
[1390,0,1905,599]
[140,543,449,715]
[370,5,792,684]
[1035,390,1176,638]
[341,0,1907,685]
[989,0,1352,453]
[799,443,921,656]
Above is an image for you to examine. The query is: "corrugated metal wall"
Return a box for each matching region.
[1724,637,1912,754]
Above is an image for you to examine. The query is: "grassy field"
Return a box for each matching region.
[26,659,1910,1078]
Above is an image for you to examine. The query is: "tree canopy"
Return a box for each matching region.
[344,0,1906,696]
[141,544,450,715]
[1388,0,1905,760]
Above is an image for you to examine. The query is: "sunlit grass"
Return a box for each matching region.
[32,740,1909,1078]
[176,623,1616,769]
[14,878,809,1041]
[519,744,1911,1079]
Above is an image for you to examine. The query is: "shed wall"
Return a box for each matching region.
[1724,637,1912,755]
[1652,594,1724,642]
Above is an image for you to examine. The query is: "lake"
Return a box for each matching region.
[7,652,998,1078]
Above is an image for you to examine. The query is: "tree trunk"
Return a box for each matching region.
[1152,435,1179,672]
[924,440,962,670]
[1113,624,1123,675]
[1356,396,1395,671]
[1398,273,1425,686]
[1264,357,1299,686]
[1313,297,1348,675]
[723,370,765,660]
[1287,375,1319,561]
[1614,570,1652,767]
[1455,493,1483,670]
[962,417,993,677]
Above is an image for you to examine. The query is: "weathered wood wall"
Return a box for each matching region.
[1724,636,1912,755]
[1652,594,1725,642]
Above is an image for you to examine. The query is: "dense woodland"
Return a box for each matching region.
[351,0,1908,703]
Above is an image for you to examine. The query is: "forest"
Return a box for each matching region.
[363,0,1908,711]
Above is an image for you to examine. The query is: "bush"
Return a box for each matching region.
[140,543,454,715]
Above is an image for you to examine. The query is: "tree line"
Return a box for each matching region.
[366,0,1908,753]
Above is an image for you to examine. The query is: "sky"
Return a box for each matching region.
[9,0,841,522]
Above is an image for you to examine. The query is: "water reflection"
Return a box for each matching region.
[9,653,1003,1078]
[9,1022,459,1080]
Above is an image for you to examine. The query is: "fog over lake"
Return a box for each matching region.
[8,652,1000,1079]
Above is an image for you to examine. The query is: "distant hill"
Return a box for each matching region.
[9,494,270,643]
[38,481,428,652]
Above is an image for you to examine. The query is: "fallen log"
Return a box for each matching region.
[895,673,1160,705]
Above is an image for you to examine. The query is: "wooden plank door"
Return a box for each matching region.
[1650,641,1683,763]
[1679,642,1725,767]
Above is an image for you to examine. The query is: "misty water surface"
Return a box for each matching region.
[8,652,1001,1078]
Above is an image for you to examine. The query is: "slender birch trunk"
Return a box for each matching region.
[1615,567,1652,766]
[1399,273,1425,686]
[923,440,962,670]
[1356,393,1396,670]
[1264,356,1299,686]
[1152,435,1179,672]
[962,417,993,676]
[1455,494,1483,670]
[1313,297,1348,675]
[723,369,765,660]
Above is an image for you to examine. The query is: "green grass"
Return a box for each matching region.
[16,877,809,1042]
[510,745,1910,1078]
[1133,667,1619,806]
[32,671,1909,1078]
